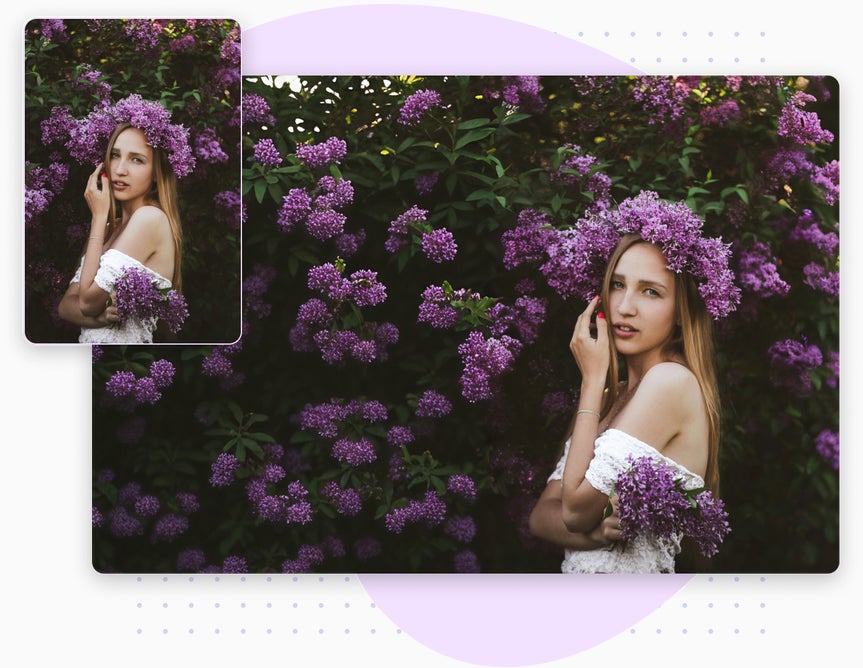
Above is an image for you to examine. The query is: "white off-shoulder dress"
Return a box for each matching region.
[548,429,705,574]
[70,248,172,344]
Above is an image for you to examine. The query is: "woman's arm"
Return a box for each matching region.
[560,297,615,532]
[529,480,622,550]
[76,163,113,316]
[58,281,118,328]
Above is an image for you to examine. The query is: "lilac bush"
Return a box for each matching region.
[93,75,838,573]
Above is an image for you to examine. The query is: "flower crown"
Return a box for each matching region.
[546,191,740,319]
[63,94,196,178]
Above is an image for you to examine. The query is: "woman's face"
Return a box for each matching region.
[109,127,154,212]
[606,242,677,364]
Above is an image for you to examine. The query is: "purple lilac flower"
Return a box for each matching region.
[247,478,268,506]
[264,463,286,484]
[501,209,555,270]
[92,506,104,528]
[815,429,839,470]
[314,176,354,209]
[39,19,67,42]
[616,456,730,558]
[160,290,189,335]
[336,230,366,257]
[177,548,206,572]
[134,495,160,517]
[445,515,477,542]
[386,205,428,253]
[387,425,415,447]
[194,127,229,164]
[244,264,278,319]
[124,19,163,51]
[497,76,546,113]
[353,537,382,561]
[415,390,452,418]
[421,228,458,263]
[415,173,438,194]
[201,350,233,378]
[790,210,839,254]
[105,371,137,398]
[24,187,52,224]
[322,482,363,516]
[222,555,248,574]
[768,338,823,397]
[214,190,244,229]
[149,359,175,389]
[298,544,325,567]
[384,491,447,533]
[175,493,200,514]
[134,376,161,405]
[699,99,740,127]
[320,535,346,558]
[284,500,313,525]
[551,144,612,212]
[304,209,345,241]
[632,76,692,127]
[280,558,310,574]
[254,138,283,168]
[168,33,196,53]
[803,263,839,296]
[117,481,142,505]
[418,285,459,329]
[296,137,347,168]
[109,507,144,537]
[736,241,790,298]
[811,160,840,205]
[398,89,443,126]
[153,513,189,542]
[209,453,241,487]
[447,474,477,501]
[242,93,275,127]
[541,391,573,416]
[489,296,547,345]
[453,550,481,573]
[777,91,834,145]
[457,331,521,403]
[826,351,839,389]
[764,147,813,188]
[361,400,388,422]
[277,188,313,231]
[331,437,377,466]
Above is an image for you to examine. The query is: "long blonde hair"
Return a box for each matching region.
[103,122,184,292]
[586,234,721,495]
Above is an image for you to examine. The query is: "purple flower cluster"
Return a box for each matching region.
[699,99,741,127]
[550,144,612,212]
[488,295,547,345]
[417,285,459,329]
[104,359,176,407]
[295,136,347,169]
[201,340,244,387]
[453,550,481,573]
[501,209,555,271]
[242,93,275,127]
[72,64,112,101]
[768,337,823,396]
[123,19,163,52]
[386,205,427,253]
[153,513,189,542]
[735,241,790,298]
[457,331,522,403]
[321,482,363,516]
[254,480,313,525]
[815,429,839,470]
[789,210,839,255]
[541,191,740,319]
[277,176,353,241]
[331,437,377,467]
[386,425,415,447]
[253,138,282,169]
[194,127,229,164]
[778,91,834,145]
[243,264,278,319]
[802,263,839,296]
[444,515,476,542]
[384,490,447,533]
[632,76,692,129]
[209,452,241,487]
[415,173,438,195]
[398,89,443,126]
[615,456,730,558]
[421,228,458,263]
[113,266,189,334]
[415,390,452,418]
[38,19,67,42]
[497,76,546,113]
[447,474,477,501]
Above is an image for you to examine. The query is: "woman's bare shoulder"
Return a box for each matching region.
[641,361,699,393]
[127,205,169,228]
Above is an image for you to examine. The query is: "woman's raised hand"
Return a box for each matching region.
[84,162,111,225]
[569,295,610,382]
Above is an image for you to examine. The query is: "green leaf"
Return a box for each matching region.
[455,127,496,150]
[457,118,492,130]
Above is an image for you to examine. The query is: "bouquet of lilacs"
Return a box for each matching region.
[112,266,189,334]
[610,456,731,558]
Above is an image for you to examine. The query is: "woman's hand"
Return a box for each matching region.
[84,162,111,226]
[95,303,119,327]
[569,295,611,383]
[598,494,623,543]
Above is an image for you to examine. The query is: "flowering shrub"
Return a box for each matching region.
[25,19,241,343]
[93,75,838,573]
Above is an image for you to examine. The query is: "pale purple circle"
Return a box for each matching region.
[246,5,685,666]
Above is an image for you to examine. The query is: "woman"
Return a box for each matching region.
[529,192,738,573]
[58,97,189,344]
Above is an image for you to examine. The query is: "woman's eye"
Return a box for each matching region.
[645,288,660,297]
[611,281,624,290]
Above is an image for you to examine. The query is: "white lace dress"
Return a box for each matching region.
[548,428,705,574]
[70,248,172,344]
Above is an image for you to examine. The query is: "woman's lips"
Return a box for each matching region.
[612,323,638,339]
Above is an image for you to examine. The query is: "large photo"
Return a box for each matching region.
[24,19,242,344]
[91,75,839,574]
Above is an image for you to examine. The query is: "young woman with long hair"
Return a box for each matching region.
[528,192,738,573]
[58,96,192,343]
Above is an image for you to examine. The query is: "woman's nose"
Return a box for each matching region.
[616,290,636,315]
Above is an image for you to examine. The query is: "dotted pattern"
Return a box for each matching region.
[568,29,769,66]
[130,574,405,637]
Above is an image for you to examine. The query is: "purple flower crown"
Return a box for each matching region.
[547,191,740,319]
[48,94,196,178]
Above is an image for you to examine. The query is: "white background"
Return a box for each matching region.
[4,2,855,666]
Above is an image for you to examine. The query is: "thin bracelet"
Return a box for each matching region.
[576,409,601,418]
[88,236,104,241]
